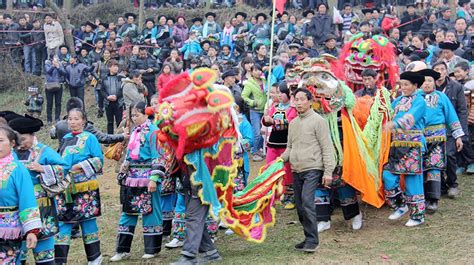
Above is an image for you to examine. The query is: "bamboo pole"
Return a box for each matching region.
[265,0,278,112]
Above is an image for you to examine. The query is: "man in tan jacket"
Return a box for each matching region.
[43,14,64,58]
[280,88,335,253]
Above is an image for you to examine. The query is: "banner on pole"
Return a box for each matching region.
[275,0,287,15]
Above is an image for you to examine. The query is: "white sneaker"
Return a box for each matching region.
[405,219,424,227]
[388,205,409,220]
[252,154,264,162]
[165,238,184,248]
[218,221,228,229]
[351,213,363,230]
[110,253,131,262]
[141,254,155,259]
[225,228,234,235]
[88,255,103,265]
[317,221,331,233]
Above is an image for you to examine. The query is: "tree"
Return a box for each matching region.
[138,0,144,32]
[45,0,76,55]
[6,0,12,11]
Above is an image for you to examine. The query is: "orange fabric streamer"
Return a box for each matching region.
[341,112,387,208]
[352,96,374,130]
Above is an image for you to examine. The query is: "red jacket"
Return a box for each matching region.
[156,73,175,92]
[381,15,400,33]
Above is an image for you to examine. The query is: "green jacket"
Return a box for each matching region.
[241,77,267,113]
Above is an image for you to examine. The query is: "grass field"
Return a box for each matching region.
[2,88,474,264]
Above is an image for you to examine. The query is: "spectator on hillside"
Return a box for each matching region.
[118,12,138,43]
[454,18,470,49]
[156,63,175,93]
[253,43,269,72]
[341,4,359,35]
[172,16,189,49]
[381,6,400,34]
[436,7,455,30]
[123,70,147,112]
[18,16,34,73]
[201,46,219,67]
[64,54,94,105]
[164,49,184,74]
[43,14,64,58]
[306,3,333,46]
[457,0,472,23]
[399,3,423,35]
[320,34,339,57]
[249,13,271,50]
[129,47,160,104]
[31,19,46,75]
[101,59,124,134]
[44,54,66,124]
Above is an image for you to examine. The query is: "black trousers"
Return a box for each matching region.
[443,136,459,192]
[293,169,322,247]
[105,101,123,134]
[144,80,156,105]
[45,87,63,123]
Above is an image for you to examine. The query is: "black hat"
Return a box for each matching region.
[406,2,416,8]
[408,54,421,62]
[8,115,44,134]
[192,17,203,23]
[98,22,109,28]
[124,13,137,19]
[439,41,460,51]
[205,12,216,18]
[222,69,238,80]
[372,7,380,13]
[298,47,310,54]
[416,68,441,81]
[235,12,248,19]
[0,111,22,122]
[413,49,430,59]
[303,9,315,17]
[277,11,289,18]
[400,71,425,87]
[440,6,450,13]
[402,45,416,56]
[459,0,470,7]
[288,43,301,49]
[256,13,268,20]
[362,8,373,14]
[145,18,155,24]
[85,21,97,30]
[324,34,337,42]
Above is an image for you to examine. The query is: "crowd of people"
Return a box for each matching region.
[1,0,474,264]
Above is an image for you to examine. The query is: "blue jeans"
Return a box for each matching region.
[23,45,35,73]
[249,110,263,155]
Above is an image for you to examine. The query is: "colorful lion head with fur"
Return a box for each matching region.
[334,33,399,91]
[154,68,237,159]
[294,56,352,114]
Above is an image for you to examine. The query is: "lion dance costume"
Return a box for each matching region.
[293,53,394,218]
[153,68,285,248]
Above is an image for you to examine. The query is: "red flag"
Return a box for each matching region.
[275,0,287,15]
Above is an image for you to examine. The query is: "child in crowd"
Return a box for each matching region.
[24,86,44,118]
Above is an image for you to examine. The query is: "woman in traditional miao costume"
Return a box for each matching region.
[262,82,297,210]
[417,68,464,213]
[383,71,427,227]
[0,125,42,264]
[55,108,104,264]
[110,102,165,262]
[9,115,67,265]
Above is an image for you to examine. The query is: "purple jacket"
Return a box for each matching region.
[172,24,189,49]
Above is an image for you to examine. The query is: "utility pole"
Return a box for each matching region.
[448,0,456,15]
